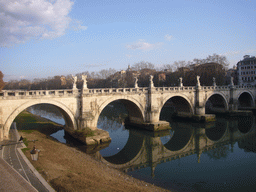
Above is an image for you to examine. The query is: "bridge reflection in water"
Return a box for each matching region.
[86,116,256,192]
[28,103,256,191]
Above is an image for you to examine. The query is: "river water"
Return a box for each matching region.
[27,103,256,192]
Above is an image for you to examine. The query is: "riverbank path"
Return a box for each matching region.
[0,124,54,192]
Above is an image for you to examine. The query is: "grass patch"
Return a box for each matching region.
[15,111,63,135]
[21,148,30,152]
[20,130,34,134]
[73,128,95,137]
[15,111,61,128]
[14,111,38,123]
[22,137,29,146]
[36,167,43,172]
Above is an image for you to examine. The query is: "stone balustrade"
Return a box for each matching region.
[87,87,148,94]
[0,89,80,98]
[0,85,254,98]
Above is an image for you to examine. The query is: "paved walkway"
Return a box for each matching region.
[0,123,55,192]
[0,157,38,192]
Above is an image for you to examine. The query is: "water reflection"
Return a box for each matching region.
[95,116,256,168]
[237,116,253,133]
[97,101,129,157]
[26,104,66,142]
[205,118,227,141]
[27,104,65,125]
[26,104,256,191]
[92,116,256,192]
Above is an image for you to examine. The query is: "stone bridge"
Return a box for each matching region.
[94,116,256,176]
[0,80,255,141]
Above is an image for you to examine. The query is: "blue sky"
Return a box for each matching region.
[1,0,255,81]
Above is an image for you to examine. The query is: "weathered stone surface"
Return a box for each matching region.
[1,85,256,141]
[224,110,253,117]
[66,128,112,146]
[126,121,171,131]
[192,114,216,122]
[174,112,216,122]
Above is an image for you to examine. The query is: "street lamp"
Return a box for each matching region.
[30,145,40,161]
[30,140,40,161]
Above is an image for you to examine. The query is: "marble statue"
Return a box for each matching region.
[82,74,88,89]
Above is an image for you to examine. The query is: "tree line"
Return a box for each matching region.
[1,54,235,91]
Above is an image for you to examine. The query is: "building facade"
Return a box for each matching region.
[237,55,256,86]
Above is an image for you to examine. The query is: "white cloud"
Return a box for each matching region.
[164,34,173,41]
[71,19,88,31]
[0,0,87,47]
[126,39,163,51]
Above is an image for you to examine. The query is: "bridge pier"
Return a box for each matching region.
[194,85,215,122]
[228,86,238,111]
[140,87,171,131]
[195,86,206,116]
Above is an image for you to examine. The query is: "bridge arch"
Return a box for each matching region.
[160,94,194,115]
[3,99,78,139]
[205,93,228,114]
[95,96,145,127]
[237,91,255,109]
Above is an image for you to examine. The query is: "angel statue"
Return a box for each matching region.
[196,76,201,87]
[72,75,77,89]
[82,74,88,89]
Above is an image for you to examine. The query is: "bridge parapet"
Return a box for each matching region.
[86,87,148,94]
[1,85,254,98]
[202,86,229,90]
[235,85,255,89]
[0,89,80,99]
[154,86,196,92]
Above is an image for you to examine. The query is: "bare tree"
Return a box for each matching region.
[0,71,5,91]
[132,61,155,71]
[161,64,173,72]
[98,68,117,79]
[173,60,188,71]
[205,53,229,68]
